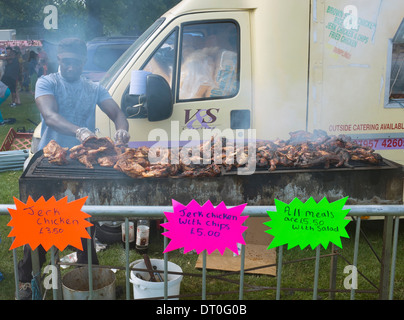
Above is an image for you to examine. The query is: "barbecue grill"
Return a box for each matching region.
[19,150,403,207]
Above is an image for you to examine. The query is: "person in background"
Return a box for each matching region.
[0,47,20,107]
[37,47,49,77]
[13,46,22,105]
[28,50,38,96]
[22,49,31,92]
[37,47,48,65]
[37,59,46,77]
[0,80,10,125]
[16,37,130,300]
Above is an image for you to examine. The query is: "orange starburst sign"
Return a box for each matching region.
[7,196,92,251]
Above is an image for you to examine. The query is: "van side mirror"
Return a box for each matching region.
[124,94,146,118]
[144,74,173,121]
[124,74,173,121]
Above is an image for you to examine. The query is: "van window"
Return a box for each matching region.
[93,44,133,71]
[388,19,404,104]
[101,17,165,89]
[143,30,177,88]
[178,21,239,101]
[389,44,404,102]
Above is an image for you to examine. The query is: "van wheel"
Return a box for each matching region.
[95,222,122,244]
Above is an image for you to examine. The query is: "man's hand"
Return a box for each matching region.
[98,98,129,142]
[76,127,95,143]
[114,129,130,144]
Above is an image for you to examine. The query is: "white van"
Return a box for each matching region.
[32,0,404,165]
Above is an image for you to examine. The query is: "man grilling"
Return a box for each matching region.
[36,37,129,149]
[16,38,130,300]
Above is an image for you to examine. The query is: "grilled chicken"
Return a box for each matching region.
[43,130,383,177]
[115,160,146,178]
[43,140,68,165]
[97,155,118,167]
[69,136,121,169]
[113,148,149,178]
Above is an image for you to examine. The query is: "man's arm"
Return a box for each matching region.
[35,94,81,136]
[98,98,129,131]
[98,98,130,143]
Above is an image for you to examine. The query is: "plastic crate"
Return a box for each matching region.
[0,128,33,151]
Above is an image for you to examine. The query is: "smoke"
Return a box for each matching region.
[147,122,257,175]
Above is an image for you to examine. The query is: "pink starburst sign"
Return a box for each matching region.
[161,199,248,255]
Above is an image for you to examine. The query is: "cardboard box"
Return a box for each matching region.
[195,217,276,276]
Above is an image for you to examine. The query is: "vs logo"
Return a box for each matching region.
[184,108,219,129]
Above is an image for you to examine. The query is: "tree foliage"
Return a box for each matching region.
[0,0,181,40]
[0,0,46,28]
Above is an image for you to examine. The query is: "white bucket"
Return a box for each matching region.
[129,259,183,300]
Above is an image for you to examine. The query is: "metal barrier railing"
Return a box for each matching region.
[1,204,403,300]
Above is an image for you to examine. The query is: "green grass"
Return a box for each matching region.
[0,91,39,300]
[0,92,41,137]
[1,92,404,300]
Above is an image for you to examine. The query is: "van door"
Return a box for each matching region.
[114,11,251,146]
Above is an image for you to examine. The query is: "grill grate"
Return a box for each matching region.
[25,151,129,179]
[23,149,396,180]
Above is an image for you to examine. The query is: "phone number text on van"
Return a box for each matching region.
[353,138,404,150]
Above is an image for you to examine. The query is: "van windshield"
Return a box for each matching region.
[101,17,165,89]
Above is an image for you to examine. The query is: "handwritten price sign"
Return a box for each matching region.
[7,196,92,251]
[162,200,248,255]
[265,197,351,250]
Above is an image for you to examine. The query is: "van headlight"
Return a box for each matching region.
[30,136,40,155]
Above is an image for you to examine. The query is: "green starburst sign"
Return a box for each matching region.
[264,197,351,250]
